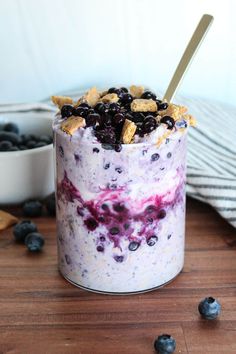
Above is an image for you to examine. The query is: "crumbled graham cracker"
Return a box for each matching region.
[61,116,86,135]
[131,99,157,112]
[156,130,172,147]
[185,114,197,127]
[0,210,18,230]
[121,119,137,144]
[51,96,73,108]
[159,103,187,120]
[84,87,100,107]
[130,85,144,98]
[100,93,119,104]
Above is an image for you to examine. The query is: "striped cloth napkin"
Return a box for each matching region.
[1,92,235,227]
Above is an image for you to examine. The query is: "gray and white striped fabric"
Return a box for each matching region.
[178,95,236,228]
[1,92,235,227]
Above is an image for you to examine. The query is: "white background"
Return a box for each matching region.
[1,0,235,105]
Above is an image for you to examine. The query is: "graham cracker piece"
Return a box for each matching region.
[100,93,119,103]
[185,114,197,127]
[84,87,100,107]
[61,116,86,135]
[131,99,157,112]
[159,103,188,120]
[130,85,144,98]
[51,96,73,108]
[0,210,18,231]
[121,119,137,144]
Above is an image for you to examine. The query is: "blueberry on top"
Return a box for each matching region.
[61,104,74,118]
[141,91,156,100]
[160,116,175,129]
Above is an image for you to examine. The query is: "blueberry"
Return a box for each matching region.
[132,112,145,123]
[113,113,125,125]
[143,117,157,133]
[86,113,99,127]
[115,167,122,174]
[146,205,156,213]
[147,235,158,246]
[59,146,64,157]
[18,145,27,150]
[0,140,13,151]
[114,255,124,263]
[13,220,38,242]
[128,241,140,251]
[0,131,21,145]
[23,200,43,217]
[94,102,106,114]
[167,152,172,158]
[119,93,133,105]
[84,218,98,231]
[93,147,100,153]
[104,163,110,169]
[160,116,175,129]
[157,209,166,219]
[135,124,144,136]
[25,232,45,252]
[198,297,221,320]
[38,135,52,144]
[113,202,125,212]
[154,334,176,354]
[45,193,56,216]
[20,134,32,144]
[114,143,122,152]
[175,119,187,129]
[158,102,168,110]
[79,102,91,109]
[96,245,104,252]
[73,106,88,118]
[8,146,19,151]
[65,254,72,264]
[35,141,47,148]
[108,103,120,115]
[120,87,128,93]
[61,104,74,118]
[95,128,116,144]
[101,203,109,210]
[3,122,19,134]
[141,91,156,100]
[100,236,106,242]
[108,87,118,94]
[26,140,37,149]
[151,153,160,162]
[109,227,120,235]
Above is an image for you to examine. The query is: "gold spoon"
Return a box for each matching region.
[163,14,214,103]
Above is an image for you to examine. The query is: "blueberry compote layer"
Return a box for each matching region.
[54,123,187,293]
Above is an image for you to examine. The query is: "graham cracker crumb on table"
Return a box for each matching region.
[0,210,18,230]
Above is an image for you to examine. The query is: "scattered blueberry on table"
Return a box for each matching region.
[0,122,52,152]
[23,200,43,217]
[45,193,56,216]
[154,334,176,354]
[13,220,38,242]
[25,232,45,252]
[198,297,221,320]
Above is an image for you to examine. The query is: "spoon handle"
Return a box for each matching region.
[163,14,214,103]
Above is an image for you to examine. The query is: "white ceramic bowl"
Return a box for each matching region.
[0,111,54,205]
